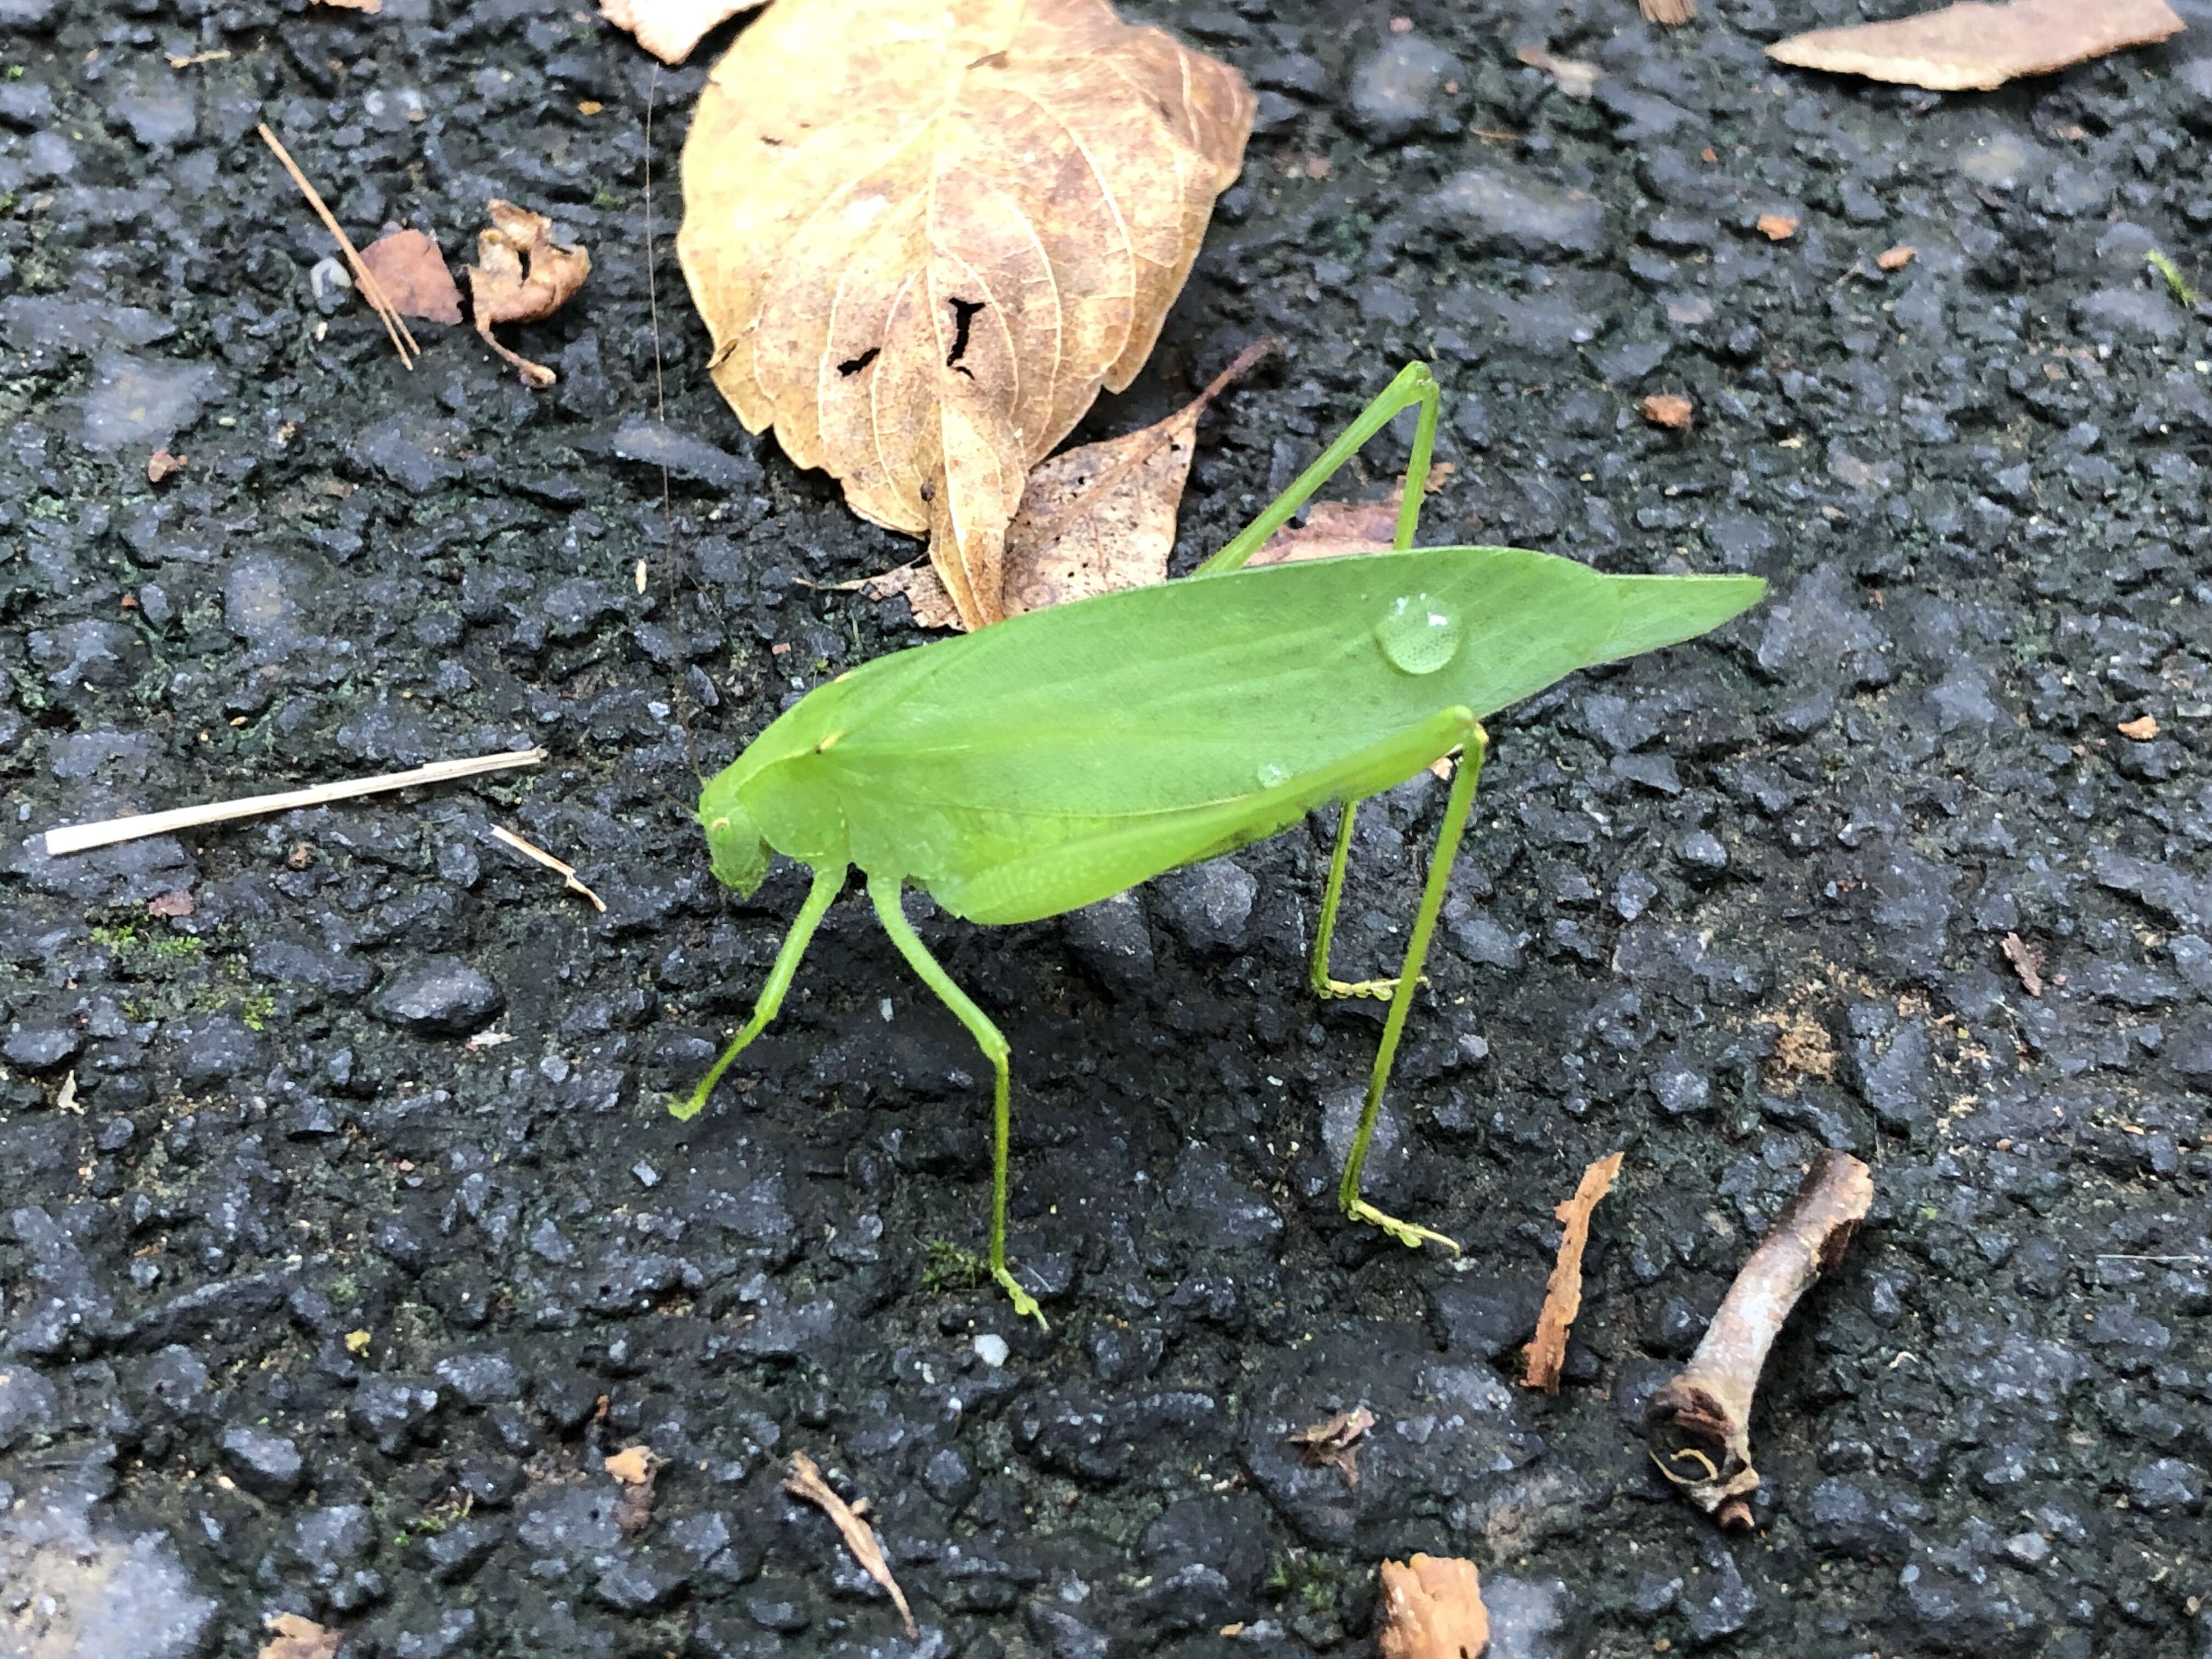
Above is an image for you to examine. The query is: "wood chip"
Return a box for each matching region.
[1755,212,1798,241]
[1522,1150,1624,1393]
[358,228,463,325]
[2118,714,2159,741]
[147,447,185,483]
[1876,244,1917,271]
[2001,932,2044,997]
[1766,0,2183,92]
[1378,1554,1489,1659]
[1285,1406,1375,1489]
[784,1452,917,1638]
[600,0,763,63]
[259,1612,341,1659]
[467,200,591,388]
[1639,393,1694,431]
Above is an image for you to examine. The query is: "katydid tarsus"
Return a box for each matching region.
[673,362,1763,1327]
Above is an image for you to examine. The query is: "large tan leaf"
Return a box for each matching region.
[1766,0,2184,92]
[678,0,1254,628]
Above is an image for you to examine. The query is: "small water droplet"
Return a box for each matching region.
[1256,762,1290,788]
[1374,593,1462,675]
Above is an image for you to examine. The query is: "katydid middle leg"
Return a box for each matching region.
[1336,723,1489,1253]
[866,872,1047,1330]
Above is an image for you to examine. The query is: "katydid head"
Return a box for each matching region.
[699,771,770,895]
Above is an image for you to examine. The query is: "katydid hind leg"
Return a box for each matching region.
[866,873,1047,1330]
[1337,725,1489,1254]
[672,861,845,1121]
[1200,361,1439,575]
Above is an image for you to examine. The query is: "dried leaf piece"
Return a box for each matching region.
[1765,0,2183,92]
[600,0,763,64]
[1876,244,1917,271]
[678,0,1255,628]
[1644,1151,1874,1528]
[2001,932,2044,997]
[1248,496,1402,567]
[260,1612,342,1659]
[606,1444,666,1536]
[468,200,591,388]
[147,448,185,483]
[146,889,194,918]
[1640,393,1694,431]
[314,0,381,12]
[864,341,1272,625]
[1755,212,1798,241]
[359,228,462,325]
[1639,0,1695,25]
[1285,1406,1375,1489]
[1378,1555,1489,1659]
[1515,44,1601,100]
[785,1452,917,1638]
[2118,714,2160,741]
[1522,1150,1624,1393]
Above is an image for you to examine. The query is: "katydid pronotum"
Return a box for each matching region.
[673,362,1763,1325]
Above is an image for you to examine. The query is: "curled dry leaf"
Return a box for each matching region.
[1766,0,2183,92]
[1639,393,1694,431]
[1522,1150,1624,1393]
[260,1612,342,1659]
[467,200,591,388]
[1285,1405,1376,1489]
[359,228,463,325]
[1378,1554,1489,1659]
[678,0,1254,629]
[863,340,1273,627]
[785,1451,917,1638]
[600,0,762,64]
[146,447,185,483]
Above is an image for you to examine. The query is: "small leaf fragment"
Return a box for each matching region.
[785,1452,917,1638]
[1876,244,1917,271]
[359,228,463,325]
[467,200,591,388]
[147,448,186,483]
[1522,1151,1624,1393]
[1756,212,1798,241]
[599,0,763,64]
[1377,1554,1489,1659]
[260,1612,342,1659]
[606,1444,666,1536]
[2001,932,2044,997]
[1639,393,1694,431]
[1285,1405,1375,1489]
[2118,714,2160,741]
[1515,44,1601,100]
[1765,0,2184,92]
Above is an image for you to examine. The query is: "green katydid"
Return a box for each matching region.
[672,362,1762,1326]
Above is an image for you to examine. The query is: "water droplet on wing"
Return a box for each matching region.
[1373,593,1462,675]
[1256,762,1290,788]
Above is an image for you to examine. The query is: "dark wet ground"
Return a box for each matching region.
[4,0,2211,1654]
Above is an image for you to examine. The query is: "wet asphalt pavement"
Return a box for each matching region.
[3,0,2211,1655]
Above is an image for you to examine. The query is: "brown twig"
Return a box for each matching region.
[43,749,544,856]
[258,122,419,368]
[1643,1150,1874,1528]
[784,1452,917,1638]
[490,825,607,912]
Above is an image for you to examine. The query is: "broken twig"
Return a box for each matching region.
[258,123,418,368]
[43,749,544,856]
[1643,1150,1874,1528]
[490,825,607,912]
[1522,1150,1623,1393]
[784,1452,917,1638]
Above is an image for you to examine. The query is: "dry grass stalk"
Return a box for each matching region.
[258,122,418,368]
[44,749,545,856]
[490,825,607,912]
[784,1452,917,1638]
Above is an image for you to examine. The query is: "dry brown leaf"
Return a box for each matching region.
[600,0,761,64]
[468,200,591,388]
[147,447,185,483]
[359,228,462,326]
[2118,714,2160,741]
[1515,44,1601,100]
[785,1451,917,1638]
[606,1444,667,1536]
[146,889,194,918]
[863,341,1272,625]
[1522,1150,1623,1393]
[1285,1405,1375,1489]
[1638,0,1695,24]
[1765,0,2183,92]
[1640,393,1694,431]
[1756,212,1798,241]
[1248,496,1402,567]
[2001,931,2044,997]
[1876,244,1917,271]
[1378,1555,1489,1659]
[678,0,1255,629]
[261,1613,342,1659]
